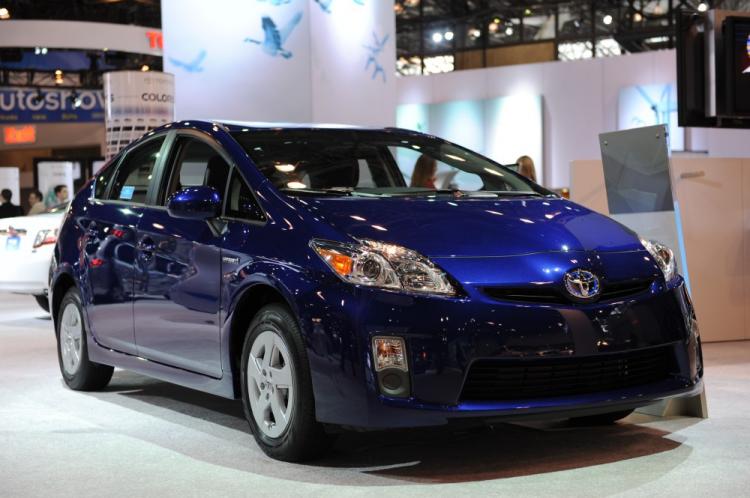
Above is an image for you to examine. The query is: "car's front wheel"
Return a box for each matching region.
[56,288,113,391]
[240,303,333,461]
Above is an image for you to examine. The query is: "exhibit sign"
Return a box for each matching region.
[0,167,20,206]
[37,161,74,208]
[0,87,105,124]
[162,0,396,125]
[396,95,544,184]
[103,71,175,159]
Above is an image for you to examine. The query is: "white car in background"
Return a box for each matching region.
[0,204,67,312]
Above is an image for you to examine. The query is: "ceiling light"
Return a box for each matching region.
[432,32,443,43]
[524,8,532,16]
[697,2,708,12]
[488,22,499,33]
[287,181,307,189]
[633,12,643,22]
[505,26,514,36]
[140,64,150,72]
[275,164,296,173]
[34,47,48,55]
[0,7,10,20]
[603,14,613,25]
[444,31,454,41]
[469,28,481,39]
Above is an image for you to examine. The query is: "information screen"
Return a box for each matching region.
[727,16,750,116]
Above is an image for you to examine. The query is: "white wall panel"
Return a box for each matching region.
[397,49,750,189]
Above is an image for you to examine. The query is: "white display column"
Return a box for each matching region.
[103,71,175,159]
[161,0,396,126]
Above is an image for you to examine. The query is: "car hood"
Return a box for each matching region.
[297,196,643,258]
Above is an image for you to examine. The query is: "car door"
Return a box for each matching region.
[133,132,229,378]
[82,134,168,355]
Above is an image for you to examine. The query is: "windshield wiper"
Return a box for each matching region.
[279,187,384,197]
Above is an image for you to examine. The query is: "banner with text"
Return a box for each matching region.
[0,87,105,124]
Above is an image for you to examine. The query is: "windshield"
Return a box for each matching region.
[231,129,549,197]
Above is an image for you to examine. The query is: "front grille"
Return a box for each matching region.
[460,345,674,401]
[483,279,653,305]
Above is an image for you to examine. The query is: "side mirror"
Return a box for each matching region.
[166,186,222,221]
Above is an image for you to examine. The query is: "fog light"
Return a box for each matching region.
[372,336,410,398]
[372,336,408,372]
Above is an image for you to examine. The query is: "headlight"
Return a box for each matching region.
[641,238,676,282]
[311,238,456,296]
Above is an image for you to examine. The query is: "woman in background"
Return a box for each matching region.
[516,155,537,183]
[410,155,437,189]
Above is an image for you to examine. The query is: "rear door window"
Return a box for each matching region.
[109,137,165,203]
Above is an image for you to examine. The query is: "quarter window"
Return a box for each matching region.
[109,137,165,203]
[226,169,265,222]
[93,160,118,199]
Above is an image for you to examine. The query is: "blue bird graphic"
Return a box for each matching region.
[314,0,364,13]
[364,32,389,82]
[168,50,207,73]
[244,12,303,59]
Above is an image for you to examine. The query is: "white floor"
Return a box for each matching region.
[1,292,749,497]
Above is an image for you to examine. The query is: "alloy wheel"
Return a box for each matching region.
[246,330,296,439]
[60,302,83,376]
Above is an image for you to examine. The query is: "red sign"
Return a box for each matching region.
[3,125,36,144]
[146,31,163,50]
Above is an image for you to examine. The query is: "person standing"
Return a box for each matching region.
[27,190,46,215]
[46,184,69,208]
[516,155,538,183]
[0,189,24,218]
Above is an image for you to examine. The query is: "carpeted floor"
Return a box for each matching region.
[0,292,748,497]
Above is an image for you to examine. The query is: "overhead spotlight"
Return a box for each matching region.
[633,11,643,22]
[54,69,64,85]
[432,32,443,43]
[505,26,514,36]
[489,21,499,33]
[524,8,532,16]
[140,64,150,72]
[697,2,708,12]
[469,28,482,39]
[394,3,404,14]
[603,14,613,25]
[444,31,454,41]
[0,7,10,20]
[70,91,82,109]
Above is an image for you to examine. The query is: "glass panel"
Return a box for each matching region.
[162,138,229,204]
[225,170,264,221]
[232,130,544,197]
[109,137,164,204]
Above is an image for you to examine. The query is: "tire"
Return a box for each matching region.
[240,303,333,462]
[55,287,114,391]
[34,294,50,313]
[569,409,634,426]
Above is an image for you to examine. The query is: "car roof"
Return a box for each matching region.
[158,120,415,135]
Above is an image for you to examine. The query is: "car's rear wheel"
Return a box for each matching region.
[240,303,333,461]
[34,294,50,313]
[569,409,634,426]
[56,288,113,391]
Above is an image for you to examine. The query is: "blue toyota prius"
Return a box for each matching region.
[50,120,703,461]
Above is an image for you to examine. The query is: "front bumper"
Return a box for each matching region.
[303,276,703,428]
